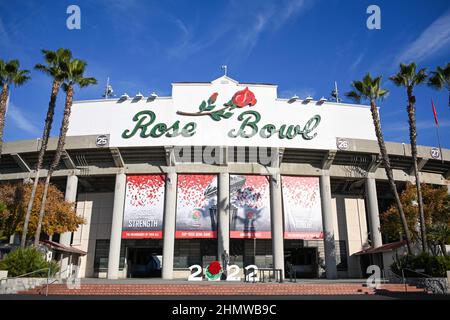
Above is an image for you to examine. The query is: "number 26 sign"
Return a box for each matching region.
[188,261,259,282]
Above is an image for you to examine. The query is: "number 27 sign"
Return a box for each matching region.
[188,261,259,282]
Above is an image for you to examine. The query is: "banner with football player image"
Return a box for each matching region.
[229,175,271,239]
[122,175,165,239]
[282,176,323,239]
[175,174,218,238]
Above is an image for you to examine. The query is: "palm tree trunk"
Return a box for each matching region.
[21,80,60,247]
[370,101,413,254]
[34,85,74,246]
[406,86,427,252]
[0,83,10,159]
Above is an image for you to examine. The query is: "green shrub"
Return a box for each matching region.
[0,247,59,277]
[391,252,450,277]
[432,256,450,277]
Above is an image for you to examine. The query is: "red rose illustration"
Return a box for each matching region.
[208,261,222,275]
[232,87,257,108]
[208,92,218,104]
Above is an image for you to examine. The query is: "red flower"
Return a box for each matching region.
[208,92,218,104]
[208,261,222,275]
[231,87,257,107]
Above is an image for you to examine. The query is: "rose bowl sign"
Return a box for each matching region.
[67,76,377,150]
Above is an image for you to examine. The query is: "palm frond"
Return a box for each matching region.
[346,73,388,104]
[428,63,450,89]
[413,68,427,85]
[0,59,31,86]
[78,77,97,88]
[391,62,428,88]
[13,70,31,86]
[62,58,96,89]
[428,71,444,89]
[389,73,406,87]
[344,90,362,104]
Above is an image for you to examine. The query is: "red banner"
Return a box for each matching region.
[122,231,163,239]
[229,175,271,239]
[283,231,323,240]
[175,231,217,238]
[282,176,323,240]
[230,231,271,239]
[176,174,218,238]
[122,175,165,239]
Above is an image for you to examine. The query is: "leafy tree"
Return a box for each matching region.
[0,59,31,158]
[390,62,428,252]
[345,73,412,254]
[0,184,25,240]
[428,223,450,256]
[0,182,85,240]
[34,58,96,246]
[391,252,450,277]
[0,202,7,242]
[381,183,450,254]
[21,49,72,248]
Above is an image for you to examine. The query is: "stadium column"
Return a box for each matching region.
[270,171,285,281]
[319,171,337,279]
[107,171,126,279]
[162,170,177,279]
[218,172,230,268]
[365,174,383,248]
[60,173,78,278]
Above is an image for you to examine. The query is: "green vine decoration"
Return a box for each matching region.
[176,88,257,121]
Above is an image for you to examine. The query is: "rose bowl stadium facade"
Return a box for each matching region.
[1,75,449,280]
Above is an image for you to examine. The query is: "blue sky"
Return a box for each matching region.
[1,0,449,147]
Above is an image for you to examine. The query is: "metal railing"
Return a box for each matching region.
[0,268,52,296]
[401,268,448,294]
[243,268,283,283]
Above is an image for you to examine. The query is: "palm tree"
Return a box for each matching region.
[390,63,428,253]
[345,73,413,254]
[20,49,72,248]
[428,62,450,106]
[34,58,96,246]
[0,60,31,158]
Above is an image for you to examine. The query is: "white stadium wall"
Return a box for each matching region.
[72,192,114,278]
[67,76,377,150]
[3,75,448,280]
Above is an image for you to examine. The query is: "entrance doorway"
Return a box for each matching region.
[285,247,318,278]
[126,247,162,278]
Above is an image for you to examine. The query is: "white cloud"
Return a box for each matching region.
[228,0,310,60]
[6,102,39,135]
[0,16,12,49]
[167,0,312,61]
[396,10,450,64]
[349,53,364,72]
[383,119,450,133]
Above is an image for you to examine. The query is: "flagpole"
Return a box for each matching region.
[431,99,444,163]
[435,124,444,164]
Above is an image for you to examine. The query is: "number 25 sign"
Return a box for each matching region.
[188,261,259,282]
